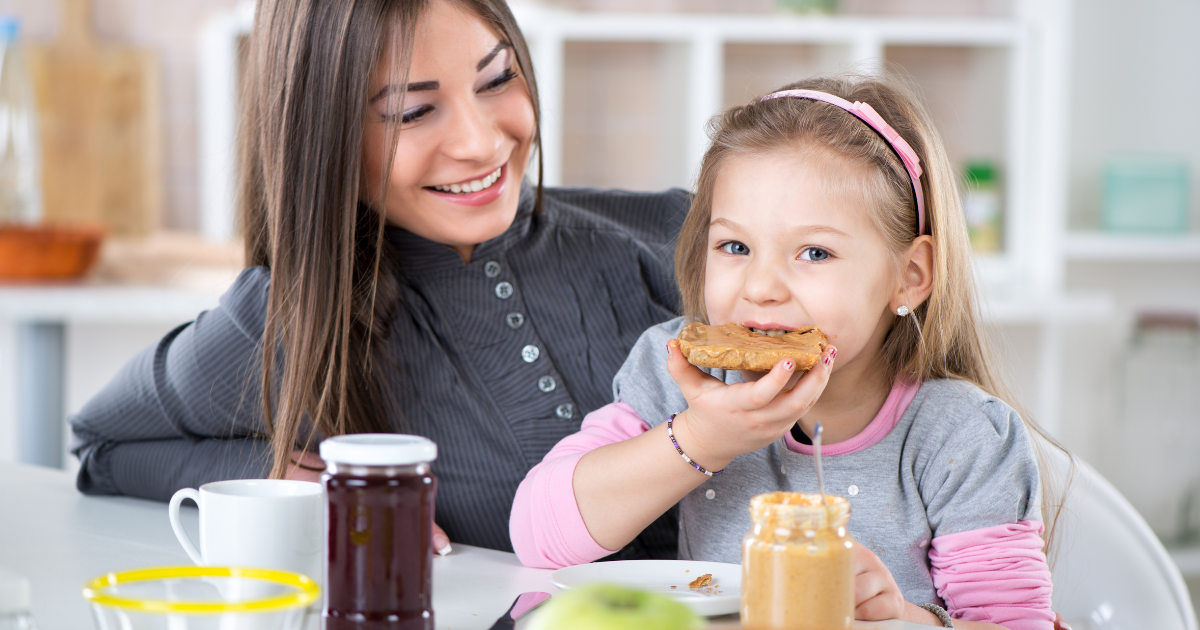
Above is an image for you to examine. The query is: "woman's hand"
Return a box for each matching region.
[286,450,325,483]
[665,340,835,470]
[285,450,452,555]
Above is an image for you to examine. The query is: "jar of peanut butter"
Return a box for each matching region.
[741,491,855,630]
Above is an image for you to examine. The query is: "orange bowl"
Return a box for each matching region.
[0,224,106,281]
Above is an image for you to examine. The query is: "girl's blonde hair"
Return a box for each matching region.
[676,72,1070,556]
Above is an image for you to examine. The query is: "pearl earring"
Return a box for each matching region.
[896,305,910,316]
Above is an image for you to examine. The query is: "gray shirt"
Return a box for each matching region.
[70,184,690,555]
[613,318,1042,604]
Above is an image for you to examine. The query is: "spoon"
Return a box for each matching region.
[813,421,827,507]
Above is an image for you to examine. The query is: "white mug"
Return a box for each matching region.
[168,479,324,584]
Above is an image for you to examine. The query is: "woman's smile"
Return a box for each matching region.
[428,165,503,195]
[425,163,508,206]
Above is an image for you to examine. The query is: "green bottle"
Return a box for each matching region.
[962,161,1002,253]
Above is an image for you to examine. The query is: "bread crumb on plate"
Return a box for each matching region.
[688,573,713,588]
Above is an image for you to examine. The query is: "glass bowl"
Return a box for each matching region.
[82,566,319,630]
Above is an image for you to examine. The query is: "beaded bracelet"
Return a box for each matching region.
[918,603,955,628]
[667,414,723,477]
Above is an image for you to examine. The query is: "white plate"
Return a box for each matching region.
[548,560,741,617]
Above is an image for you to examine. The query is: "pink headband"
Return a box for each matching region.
[756,89,926,237]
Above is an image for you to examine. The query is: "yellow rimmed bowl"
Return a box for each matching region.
[83,566,320,630]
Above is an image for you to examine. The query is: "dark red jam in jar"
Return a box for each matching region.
[320,434,438,630]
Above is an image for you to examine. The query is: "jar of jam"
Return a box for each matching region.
[320,434,438,630]
[741,491,855,630]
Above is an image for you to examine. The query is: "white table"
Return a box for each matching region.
[0,462,920,630]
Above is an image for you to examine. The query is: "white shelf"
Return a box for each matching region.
[1065,232,1200,262]
[510,7,1022,46]
[0,285,222,324]
[982,288,1113,324]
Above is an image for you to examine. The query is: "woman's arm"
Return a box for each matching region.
[70,268,275,500]
[291,449,452,554]
[74,437,272,500]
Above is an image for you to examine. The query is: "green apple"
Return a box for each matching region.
[526,584,702,630]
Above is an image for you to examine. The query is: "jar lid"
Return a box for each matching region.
[319,434,437,466]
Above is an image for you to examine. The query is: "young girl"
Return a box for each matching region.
[509,74,1055,630]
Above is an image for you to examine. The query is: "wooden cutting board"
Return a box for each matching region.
[26,0,161,236]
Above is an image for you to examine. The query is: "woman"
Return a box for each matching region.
[69,0,685,558]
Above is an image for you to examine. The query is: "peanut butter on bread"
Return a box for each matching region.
[677,322,827,372]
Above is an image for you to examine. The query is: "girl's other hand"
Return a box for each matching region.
[665,339,835,468]
[852,544,905,621]
[285,449,453,555]
[856,545,1010,628]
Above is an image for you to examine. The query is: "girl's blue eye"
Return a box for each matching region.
[721,241,750,256]
[799,247,830,262]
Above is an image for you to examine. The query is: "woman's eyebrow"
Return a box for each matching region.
[476,41,509,71]
[368,42,511,104]
[369,81,437,104]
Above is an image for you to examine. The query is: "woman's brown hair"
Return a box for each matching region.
[676,73,1071,555]
[238,0,542,479]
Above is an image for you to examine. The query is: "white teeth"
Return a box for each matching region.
[433,167,504,195]
[750,327,789,336]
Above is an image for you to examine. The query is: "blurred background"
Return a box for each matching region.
[0,0,1196,610]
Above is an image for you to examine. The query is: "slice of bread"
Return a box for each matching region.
[676,322,827,372]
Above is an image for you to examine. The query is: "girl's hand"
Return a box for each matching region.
[853,544,905,621]
[285,449,452,555]
[856,545,1010,628]
[665,339,835,469]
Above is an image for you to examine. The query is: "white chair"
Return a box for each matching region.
[1044,444,1198,630]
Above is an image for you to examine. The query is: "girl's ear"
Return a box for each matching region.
[891,235,934,312]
